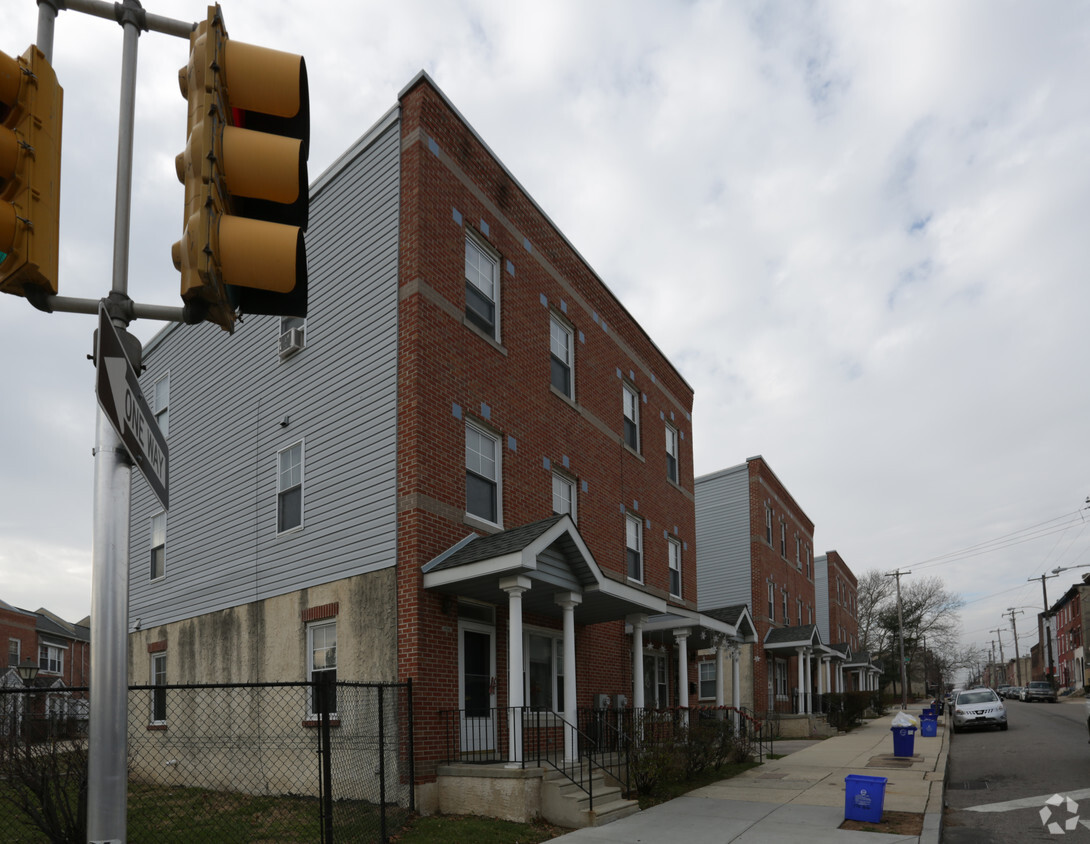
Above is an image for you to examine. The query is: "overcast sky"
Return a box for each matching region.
[1,1,1087,673]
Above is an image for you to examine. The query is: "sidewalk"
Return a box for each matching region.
[549,704,948,844]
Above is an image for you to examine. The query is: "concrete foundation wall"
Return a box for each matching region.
[435,766,544,823]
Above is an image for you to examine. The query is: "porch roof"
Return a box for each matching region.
[421,515,667,624]
[762,624,824,651]
[633,604,755,648]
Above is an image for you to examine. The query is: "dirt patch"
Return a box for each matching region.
[840,810,925,835]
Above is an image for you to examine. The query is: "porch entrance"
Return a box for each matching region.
[459,620,495,753]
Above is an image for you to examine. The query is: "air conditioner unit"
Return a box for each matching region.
[278,326,305,358]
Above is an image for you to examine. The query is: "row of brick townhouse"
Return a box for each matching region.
[1046,576,1088,689]
[124,73,867,822]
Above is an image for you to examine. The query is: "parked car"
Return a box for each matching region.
[946,687,966,714]
[1004,686,1021,699]
[1023,681,1057,703]
[997,684,1012,698]
[951,688,1008,733]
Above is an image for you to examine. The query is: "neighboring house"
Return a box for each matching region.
[696,456,836,715]
[1049,577,1089,690]
[125,72,753,816]
[814,551,858,654]
[1,599,90,687]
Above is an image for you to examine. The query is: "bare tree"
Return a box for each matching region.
[857,569,895,655]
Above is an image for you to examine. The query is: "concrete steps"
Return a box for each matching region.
[540,765,640,828]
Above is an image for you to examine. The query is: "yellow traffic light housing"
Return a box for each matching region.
[174,5,309,331]
[0,46,62,305]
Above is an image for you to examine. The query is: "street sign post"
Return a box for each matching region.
[95,303,168,508]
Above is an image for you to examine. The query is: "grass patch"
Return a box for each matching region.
[391,814,567,844]
[636,760,759,810]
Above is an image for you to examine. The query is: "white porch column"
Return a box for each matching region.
[556,592,582,764]
[674,629,690,724]
[628,614,646,710]
[803,648,813,714]
[817,655,826,699]
[731,643,742,733]
[795,647,806,714]
[500,575,531,767]
[715,639,725,710]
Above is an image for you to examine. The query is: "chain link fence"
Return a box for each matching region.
[0,680,413,843]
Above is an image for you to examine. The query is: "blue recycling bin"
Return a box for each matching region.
[892,726,916,757]
[920,717,937,737]
[845,774,887,823]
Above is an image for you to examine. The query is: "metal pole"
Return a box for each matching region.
[1007,609,1023,686]
[887,570,910,709]
[87,409,133,844]
[36,0,60,62]
[1031,574,1057,688]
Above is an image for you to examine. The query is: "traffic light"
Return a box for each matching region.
[0,45,62,306]
[173,4,308,331]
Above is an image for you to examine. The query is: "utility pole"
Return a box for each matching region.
[989,639,996,687]
[1007,608,1024,686]
[886,569,911,709]
[990,629,1006,686]
[1029,573,1058,690]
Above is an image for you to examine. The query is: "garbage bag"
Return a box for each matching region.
[891,711,920,729]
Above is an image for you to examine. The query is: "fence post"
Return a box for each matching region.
[407,679,415,812]
[317,674,335,844]
[378,686,387,843]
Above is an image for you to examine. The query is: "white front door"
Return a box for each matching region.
[459,621,496,753]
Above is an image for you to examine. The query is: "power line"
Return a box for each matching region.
[910,510,1087,571]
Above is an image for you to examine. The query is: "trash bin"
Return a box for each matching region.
[892,726,916,757]
[920,717,937,737]
[845,774,887,823]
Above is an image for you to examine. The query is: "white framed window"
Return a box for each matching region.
[308,620,337,716]
[150,653,167,725]
[767,582,774,619]
[626,515,643,582]
[806,546,811,579]
[277,442,304,534]
[39,644,63,674]
[526,630,565,712]
[279,316,306,358]
[774,658,789,700]
[797,597,803,626]
[765,506,773,546]
[782,590,788,623]
[665,424,679,484]
[795,537,801,567]
[465,235,499,339]
[8,638,19,667]
[152,374,169,437]
[552,473,576,522]
[780,522,787,557]
[668,537,681,598]
[550,315,574,398]
[698,660,716,700]
[466,422,501,525]
[643,651,668,708]
[150,512,165,580]
[622,384,640,451]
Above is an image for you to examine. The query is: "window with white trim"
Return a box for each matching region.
[626,516,643,582]
[797,597,803,626]
[665,424,679,484]
[150,512,165,580]
[795,537,801,568]
[277,442,304,533]
[150,653,167,725]
[550,315,573,398]
[782,590,788,623]
[527,631,565,712]
[668,537,681,598]
[39,644,63,674]
[767,582,774,619]
[765,506,773,546]
[8,638,19,667]
[622,384,640,451]
[152,374,169,437]
[465,236,499,339]
[466,422,501,525]
[698,660,716,700]
[308,620,337,716]
[780,522,786,557]
[552,473,576,522]
[643,651,668,707]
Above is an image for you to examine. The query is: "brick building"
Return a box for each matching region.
[815,551,858,654]
[2,599,90,688]
[125,72,752,819]
[1049,578,1088,690]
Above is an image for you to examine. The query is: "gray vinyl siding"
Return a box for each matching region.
[694,464,752,612]
[128,115,402,629]
[813,554,830,643]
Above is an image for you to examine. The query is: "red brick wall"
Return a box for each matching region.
[395,79,696,774]
[826,551,859,651]
[0,606,37,671]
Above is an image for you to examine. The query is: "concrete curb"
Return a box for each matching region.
[921,715,950,844]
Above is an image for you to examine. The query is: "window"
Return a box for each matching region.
[148,373,169,438]
[465,236,499,338]
[277,442,304,533]
[622,384,640,451]
[552,473,576,522]
[767,582,774,619]
[782,590,788,623]
[279,316,306,357]
[780,522,786,557]
[699,660,716,700]
[797,597,803,626]
[626,516,643,581]
[805,546,811,579]
[550,315,573,398]
[150,653,167,725]
[466,423,500,524]
[643,652,668,707]
[308,621,337,715]
[527,631,564,712]
[795,537,801,568]
[150,512,165,580]
[8,638,18,667]
[39,644,62,674]
[668,538,681,598]
[665,424,679,483]
[765,506,773,546]
[774,659,789,700]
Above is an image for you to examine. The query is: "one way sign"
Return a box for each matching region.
[95,304,169,509]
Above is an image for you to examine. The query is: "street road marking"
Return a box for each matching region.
[964,787,1090,813]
